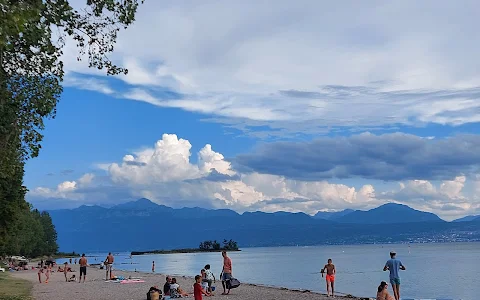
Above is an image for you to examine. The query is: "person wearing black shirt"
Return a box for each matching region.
[163,276,172,295]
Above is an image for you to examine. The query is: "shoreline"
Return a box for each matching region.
[131,249,241,256]
[12,266,366,300]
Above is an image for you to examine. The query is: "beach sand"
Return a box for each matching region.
[12,267,366,300]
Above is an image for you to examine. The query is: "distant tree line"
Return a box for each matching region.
[0,204,58,257]
[199,239,239,251]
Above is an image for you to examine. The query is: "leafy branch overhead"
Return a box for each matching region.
[0,0,144,163]
[0,0,144,256]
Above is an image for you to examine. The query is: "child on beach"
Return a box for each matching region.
[194,275,211,300]
[201,269,209,291]
[37,266,44,283]
[64,262,69,281]
[45,265,51,283]
[204,264,216,294]
[321,258,336,297]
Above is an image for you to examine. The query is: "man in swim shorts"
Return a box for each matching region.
[321,258,336,297]
[105,252,114,280]
[221,251,232,295]
[383,251,406,300]
[79,253,88,283]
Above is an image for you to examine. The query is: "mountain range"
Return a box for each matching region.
[48,199,480,252]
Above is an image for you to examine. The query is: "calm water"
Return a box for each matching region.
[64,243,479,300]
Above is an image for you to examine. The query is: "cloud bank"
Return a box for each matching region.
[29,133,480,220]
[236,133,480,181]
[60,1,480,136]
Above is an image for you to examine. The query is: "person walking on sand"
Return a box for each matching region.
[37,266,44,283]
[105,252,114,280]
[321,258,336,297]
[221,251,232,295]
[79,253,88,283]
[45,264,51,283]
[383,251,405,300]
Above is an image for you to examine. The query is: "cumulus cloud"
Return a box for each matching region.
[27,133,480,220]
[236,133,480,181]
[59,1,480,135]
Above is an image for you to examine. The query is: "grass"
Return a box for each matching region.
[0,266,32,300]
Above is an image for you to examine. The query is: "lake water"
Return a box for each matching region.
[65,243,480,300]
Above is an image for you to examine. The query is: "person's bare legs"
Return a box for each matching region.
[395,284,400,300]
[391,284,399,300]
[326,280,330,296]
[331,281,335,297]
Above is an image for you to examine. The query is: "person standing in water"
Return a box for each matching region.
[152,261,155,272]
[105,252,114,280]
[321,258,336,297]
[383,251,405,300]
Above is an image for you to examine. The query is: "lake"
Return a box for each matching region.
[65,242,479,299]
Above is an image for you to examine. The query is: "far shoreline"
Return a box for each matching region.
[131,248,241,255]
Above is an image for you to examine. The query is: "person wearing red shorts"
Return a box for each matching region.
[321,258,336,297]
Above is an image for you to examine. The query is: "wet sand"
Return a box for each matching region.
[12,267,366,300]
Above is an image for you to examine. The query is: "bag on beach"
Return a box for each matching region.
[226,278,240,289]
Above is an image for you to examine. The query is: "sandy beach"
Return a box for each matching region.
[12,266,365,300]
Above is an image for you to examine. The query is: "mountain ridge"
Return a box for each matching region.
[47,199,480,252]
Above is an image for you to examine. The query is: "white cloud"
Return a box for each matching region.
[60,1,480,133]
[28,134,480,220]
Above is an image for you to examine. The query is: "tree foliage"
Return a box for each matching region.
[199,239,238,251]
[0,0,143,256]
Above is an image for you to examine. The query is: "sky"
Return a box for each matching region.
[25,0,480,221]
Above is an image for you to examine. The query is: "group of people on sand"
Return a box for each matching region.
[320,250,405,300]
[148,251,234,300]
[35,252,112,284]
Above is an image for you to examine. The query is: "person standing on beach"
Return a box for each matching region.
[321,258,336,297]
[152,261,155,272]
[105,252,114,280]
[221,251,232,295]
[79,253,88,283]
[64,262,69,281]
[383,251,405,300]
[74,258,77,265]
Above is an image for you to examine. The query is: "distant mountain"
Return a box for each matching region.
[314,209,355,220]
[47,200,479,252]
[113,198,166,210]
[335,203,444,224]
[453,215,480,222]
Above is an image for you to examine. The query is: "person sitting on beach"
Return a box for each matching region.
[377,281,395,300]
[170,277,189,298]
[194,275,211,300]
[147,286,162,300]
[68,274,77,282]
[164,276,172,296]
[204,264,215,294]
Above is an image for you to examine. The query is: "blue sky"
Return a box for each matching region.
[26,1,480,220]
